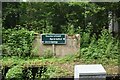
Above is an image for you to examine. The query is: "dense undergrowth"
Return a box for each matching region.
[1,2,120,79]
[80,28,119,61]
[1,27,119,79]
[2,28,35,57]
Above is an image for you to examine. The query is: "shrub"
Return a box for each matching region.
[80,22,93,48]
[2,28,34,57]
[6,65,23,80]
[80,28,119,60]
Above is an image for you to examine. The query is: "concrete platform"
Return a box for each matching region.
[74,64,106,80]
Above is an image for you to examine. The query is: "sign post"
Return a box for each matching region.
[41,34,66,56]
[52,44,55,56]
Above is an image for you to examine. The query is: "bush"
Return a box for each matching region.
[80,22,93,48]
[6,66,23,80]
[2,28,35,57]
[80,28,119,60]
[1,57,50,80]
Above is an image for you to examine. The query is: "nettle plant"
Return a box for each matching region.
[2,28,35,57]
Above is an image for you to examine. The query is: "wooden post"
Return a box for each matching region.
[52,44,55,56]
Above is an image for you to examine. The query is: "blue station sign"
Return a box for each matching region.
[41,34,66,44]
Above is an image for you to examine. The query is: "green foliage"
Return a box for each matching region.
[2,56,25,68]
[80,32,90,47]
[1,51,119,80]
[67,24,75,35]
[2,28,34,57]
[1,2,120,79]
[80,23,93,48]
[6,65,23,80]
[42,66,55,78]
[2,2,114,33]
[1,56,59,80]
[41,25,53,34]
[80,28,119,60]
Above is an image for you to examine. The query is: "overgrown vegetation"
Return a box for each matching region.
[1,2,120,80]
[80,28,119,61]
[1,28,119,79]
[2,28,34,57]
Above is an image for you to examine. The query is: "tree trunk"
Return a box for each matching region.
[108,11,119,34]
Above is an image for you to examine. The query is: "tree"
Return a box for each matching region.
[2,2,120,34]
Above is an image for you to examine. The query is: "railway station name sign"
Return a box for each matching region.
[41,34,66,44]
